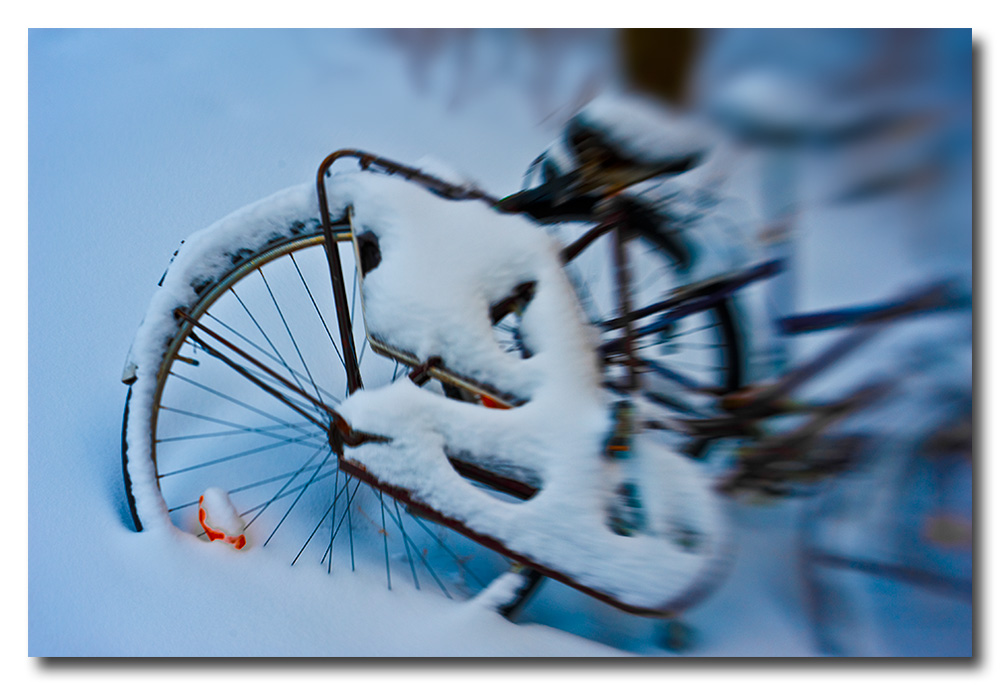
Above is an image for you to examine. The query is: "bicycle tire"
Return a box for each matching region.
[122,184,507,597]
[493,218,747,447]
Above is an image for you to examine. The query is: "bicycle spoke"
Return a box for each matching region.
[392,499,420,590]
[258,268,326,409]
[662,358,726,372]
[358,336,369,367]
[643,390,707,418]
[408,513,487,589]
[321,478,363,568]
[382,504,455,598]
[232,287,308,398]
[157,406,316,442]
[379,492,391,590]
[158,431,324,479]
[327,467,342,573]
[157,424,312,444]
[263,450,336,547]
[672,321,722,337]
[167,464,334,513]
[239,467,338,520]
[568,269,602,324]
[321,476,355,566]
[346,478,356,571]
[243,444,331,528]
[196,315,343,408]
[290,252,346,370]
[292,485,343,566]
[169,369,324,434]
[668,342,727,351]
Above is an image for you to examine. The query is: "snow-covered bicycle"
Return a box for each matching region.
[120,105,962,623]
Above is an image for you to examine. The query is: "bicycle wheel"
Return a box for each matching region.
[493,217,746,428]
[122,187,507,598]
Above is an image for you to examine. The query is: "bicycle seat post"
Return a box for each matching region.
[611,210,640,392]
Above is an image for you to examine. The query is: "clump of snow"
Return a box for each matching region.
[344,172,597,400]
[199,487,248,547]
[470,570,536,612]
[571,93,712,166]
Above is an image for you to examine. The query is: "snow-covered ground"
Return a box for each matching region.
[28,29,973,657]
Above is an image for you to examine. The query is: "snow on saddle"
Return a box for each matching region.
[498,94,711,222]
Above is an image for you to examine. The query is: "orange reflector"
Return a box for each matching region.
[480,395,509,409]
[198,495,247,550]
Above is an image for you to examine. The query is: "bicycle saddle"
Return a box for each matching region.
[497,95,711,222]
[565,96,708,181]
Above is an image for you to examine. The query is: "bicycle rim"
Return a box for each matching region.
[127,228,508,597]
[497,224,745,403]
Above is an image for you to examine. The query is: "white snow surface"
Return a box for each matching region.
[574,93,712,165]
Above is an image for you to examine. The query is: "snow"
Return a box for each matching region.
[27,28,973,658]
[29,28,667,658]
[122,181,324,530]
[199,487,247,543]
[572,93,711,165]
[121,164,729,613]
[344,172,589,399]
[331,171,728,611]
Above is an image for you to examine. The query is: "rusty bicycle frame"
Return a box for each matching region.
[313,148,777,405]
[190,147,963,616]
[309,149,712,613]
[278,148,775,614]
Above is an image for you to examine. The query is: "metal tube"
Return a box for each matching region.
[612,220,639,391]
[317,153,364,394]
